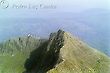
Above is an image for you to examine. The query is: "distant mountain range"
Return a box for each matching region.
[0,8,110,56]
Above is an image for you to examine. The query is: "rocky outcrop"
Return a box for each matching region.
[24,30,65,73]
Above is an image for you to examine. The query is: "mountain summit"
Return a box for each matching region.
[24,30,110,73]
[0,30,109,73]
[48,30,110,73]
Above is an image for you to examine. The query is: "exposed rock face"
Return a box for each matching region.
[24,30,110,73]
[24,30,65,73]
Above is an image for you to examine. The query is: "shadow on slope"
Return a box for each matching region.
[23,30,64,73]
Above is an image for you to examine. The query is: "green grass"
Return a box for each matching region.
[0,30,110,73]
[47,32,110,73]
[0,36,43,73]
[0,53,26,73]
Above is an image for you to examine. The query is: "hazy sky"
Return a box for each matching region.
[0,0,110,18]
[0,0,110,56]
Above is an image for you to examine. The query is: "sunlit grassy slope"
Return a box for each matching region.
[0,30,110,73]
[47,31,110,73]
[0,36,44,73]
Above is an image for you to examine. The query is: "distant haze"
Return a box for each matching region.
[0,1,110,56]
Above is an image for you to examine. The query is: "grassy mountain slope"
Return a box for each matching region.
[0,30,110,73]
[47,30,110,73]
[0,36,45,73]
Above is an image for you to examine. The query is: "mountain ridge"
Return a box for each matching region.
[47,30,110,73]
[0,30,110,73]
[24,30,110,73]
